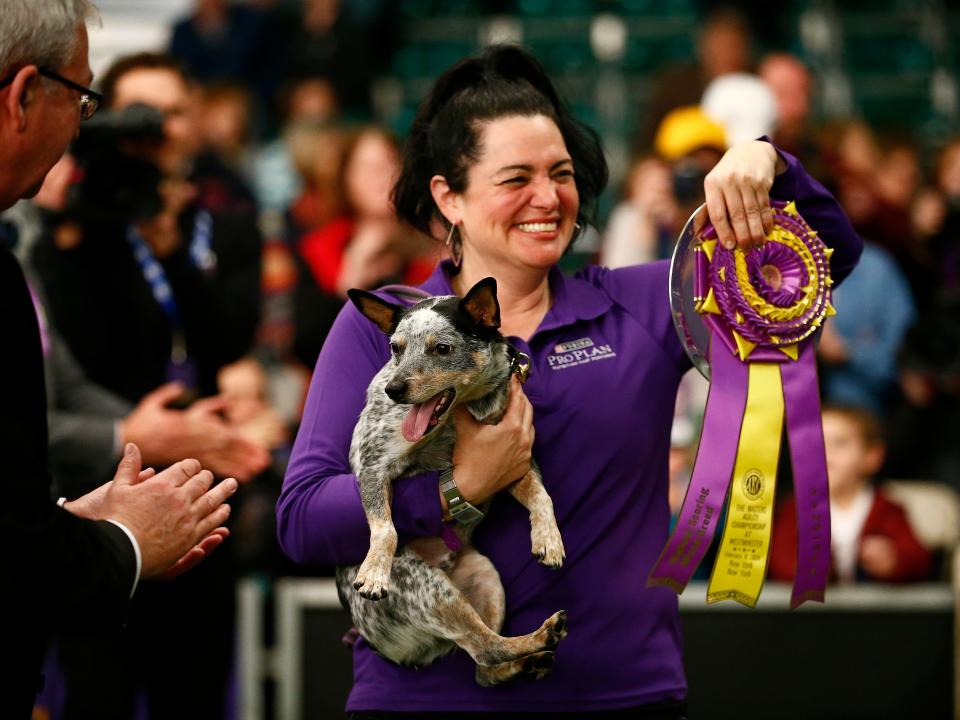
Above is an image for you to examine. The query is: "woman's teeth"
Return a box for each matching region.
[516,222,558,232]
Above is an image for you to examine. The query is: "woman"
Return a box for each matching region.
[277,45,862,717]
[298,126,437,298]
[293,125,439,367]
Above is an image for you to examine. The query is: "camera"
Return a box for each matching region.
[65,103,166,226]
[672,157,708,205]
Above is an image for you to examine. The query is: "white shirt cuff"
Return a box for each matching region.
[105,519,142,599]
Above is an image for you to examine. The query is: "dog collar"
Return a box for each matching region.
[508,347,532,383]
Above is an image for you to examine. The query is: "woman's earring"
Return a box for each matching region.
[445,222,463,267]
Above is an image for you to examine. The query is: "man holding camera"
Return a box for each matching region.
[0,2,237,714]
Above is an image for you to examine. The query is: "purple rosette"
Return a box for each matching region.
[652,200,833,609]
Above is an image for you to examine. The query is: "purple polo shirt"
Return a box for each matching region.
[277,149,862,712]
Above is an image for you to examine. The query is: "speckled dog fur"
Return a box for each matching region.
[336,278,567,686]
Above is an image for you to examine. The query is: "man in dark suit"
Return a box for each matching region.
[0,2,238,715]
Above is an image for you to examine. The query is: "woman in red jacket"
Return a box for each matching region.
[298,126,438,298]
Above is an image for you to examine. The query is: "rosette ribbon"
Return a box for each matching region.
[649,200,833,608]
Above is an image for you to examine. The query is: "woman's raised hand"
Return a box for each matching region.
[703,140,784,251]
[447,375,534,509]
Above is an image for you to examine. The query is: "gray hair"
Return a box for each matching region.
[0,0,98,77]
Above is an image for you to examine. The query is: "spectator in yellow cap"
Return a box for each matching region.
[601,106,726,268]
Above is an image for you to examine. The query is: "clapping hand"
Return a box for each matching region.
[121,382,270,482]
[65,444,237,579]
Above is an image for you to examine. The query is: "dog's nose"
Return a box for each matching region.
[385,380,408,402]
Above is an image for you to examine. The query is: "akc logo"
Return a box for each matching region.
[742,469,764,501]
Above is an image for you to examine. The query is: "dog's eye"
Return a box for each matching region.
[390,342,403,356]
[435,343,453,356]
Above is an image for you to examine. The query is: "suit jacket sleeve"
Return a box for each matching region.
[1,247,136,624]
[45,321,133,492]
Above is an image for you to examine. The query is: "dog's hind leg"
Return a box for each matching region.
[509,462,565,569]
[354,472,398,600]
[390,550,568,669]
[475,651,555,687]
[450,550,558,687]
[445,603,567,670]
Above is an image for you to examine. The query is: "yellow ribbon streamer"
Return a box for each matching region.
[707,362,785,607]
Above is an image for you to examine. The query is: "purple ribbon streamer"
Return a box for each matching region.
[780,340,831,607]
[648,339,748,591]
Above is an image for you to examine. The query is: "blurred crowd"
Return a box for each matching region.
[7,0,960,716]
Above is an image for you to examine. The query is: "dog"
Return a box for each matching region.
[335,277,567,686]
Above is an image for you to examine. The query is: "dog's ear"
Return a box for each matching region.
[459,277,501,330]
[348,289,403,334]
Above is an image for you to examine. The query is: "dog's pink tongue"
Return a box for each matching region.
[401,394,444,442]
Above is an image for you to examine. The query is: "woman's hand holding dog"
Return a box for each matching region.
[445,376,535,513]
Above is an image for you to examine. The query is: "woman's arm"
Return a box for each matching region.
[276,301,446,568]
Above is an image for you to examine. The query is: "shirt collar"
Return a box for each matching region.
[420,260,613,337]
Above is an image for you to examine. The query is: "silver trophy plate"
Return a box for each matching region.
[669,203,711,380]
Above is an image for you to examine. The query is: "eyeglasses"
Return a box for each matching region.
[0,66,102,121]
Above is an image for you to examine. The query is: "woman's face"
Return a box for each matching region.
[454,114,580,272]
[345,131,399,218]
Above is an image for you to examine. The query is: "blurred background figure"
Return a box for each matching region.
[700,71,777,146]
[252,74,340,214]
[817,240,916,417]
[103,52,259,217]
[916,137,960,310]
[822,122,925,284]
[169,0,275,112]
[298,126,436,298]
[293,126,439,368]
[601,106,726,268]
[637,6,753,151]
[884,301,960,493]
[283,122,345,247]
[197,83,255,185]
[277,0,395,118]
[771,405,934,585]
[759,52,817,166]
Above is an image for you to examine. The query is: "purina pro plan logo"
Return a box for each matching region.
[547,337,616,370]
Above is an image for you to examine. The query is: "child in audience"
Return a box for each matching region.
[769,405,934,583]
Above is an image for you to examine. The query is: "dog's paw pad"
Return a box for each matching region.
[357,585,388,601]
[543,610,568,647]
[522,651,554,680]
[353,571,390,601]
[533,550,565,570]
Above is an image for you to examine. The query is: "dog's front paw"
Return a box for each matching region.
[354,561,391,601]
[531,524,565,569]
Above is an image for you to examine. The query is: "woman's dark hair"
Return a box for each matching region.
[393,44,608,242]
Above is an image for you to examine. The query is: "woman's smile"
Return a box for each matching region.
[514,219,560,236]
